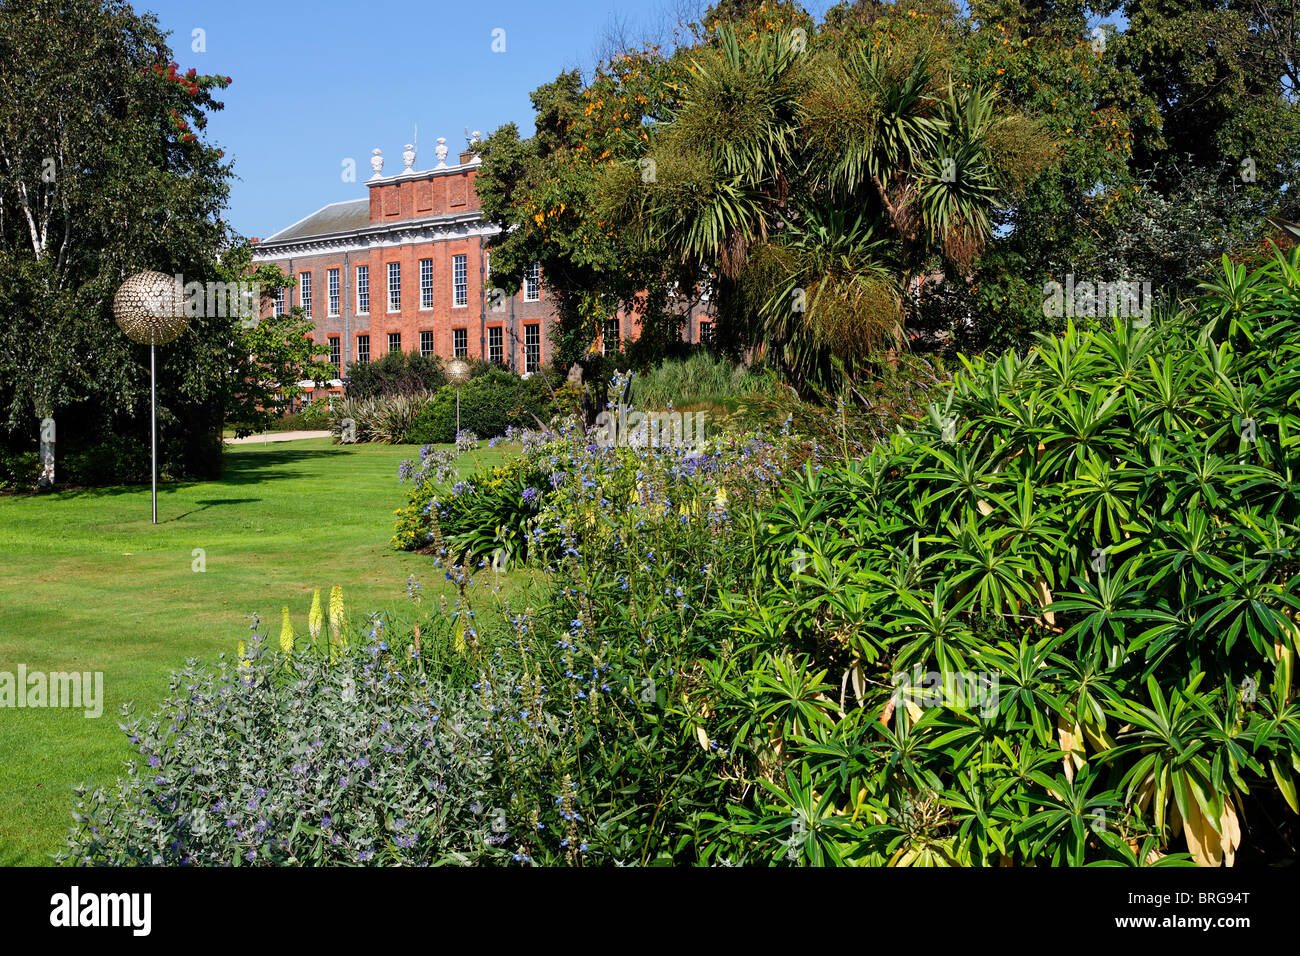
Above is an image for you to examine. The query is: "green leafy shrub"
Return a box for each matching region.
[394,441,547,562]
[271,402,333,432]
[707,248,1300,865]
[392,251,1300,866]
[344,350,447,400]
[60,439,151,486]
[0,445,37,489]
[405,370,557,444]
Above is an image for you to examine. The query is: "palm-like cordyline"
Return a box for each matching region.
[638,25,806,278]
[748,203,902,392]
[619,25,1049,391]
[918,84,1003,274]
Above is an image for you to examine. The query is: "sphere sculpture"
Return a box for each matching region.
[446,358,471,385]
[113,270,189,345]
[113,270,191,524]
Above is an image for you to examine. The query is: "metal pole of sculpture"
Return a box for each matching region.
[151,344,157,524]
[113,271,190,525]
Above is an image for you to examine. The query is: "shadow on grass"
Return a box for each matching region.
[168,498,262,521]
[220,447,350,484]
[37,447,351,500]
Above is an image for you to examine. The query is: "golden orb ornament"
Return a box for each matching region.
[446,359,471,385]
[113,270,190,346]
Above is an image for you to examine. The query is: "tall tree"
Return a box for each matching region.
[1117,0,1300,197]
[0,0,233,485]
[948,0,1293,352]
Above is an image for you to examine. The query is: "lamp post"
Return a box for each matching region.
[113,271,190,524]
[446,359,470,437]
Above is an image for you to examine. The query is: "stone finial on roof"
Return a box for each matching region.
[402,143,416,173]
[435,137,449,167]
[369,148,384,180]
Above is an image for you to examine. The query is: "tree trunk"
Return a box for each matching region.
[37,415,55,488]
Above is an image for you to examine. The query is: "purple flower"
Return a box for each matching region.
[522,487,540,506]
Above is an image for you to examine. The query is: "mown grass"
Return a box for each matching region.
[0,437,511,865]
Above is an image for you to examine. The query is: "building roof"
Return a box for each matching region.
[262,199,371,243]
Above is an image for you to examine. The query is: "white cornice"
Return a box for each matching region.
[252,213,501,261]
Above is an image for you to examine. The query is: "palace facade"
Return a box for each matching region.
[251,137,715,399]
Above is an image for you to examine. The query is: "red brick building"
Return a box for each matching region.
[252,138,715,399]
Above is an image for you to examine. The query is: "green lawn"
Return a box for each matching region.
[0,437,509,865]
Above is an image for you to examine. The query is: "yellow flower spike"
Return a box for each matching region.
[309,588,323,644]
[279,606,294,654]
[329,585,345,647]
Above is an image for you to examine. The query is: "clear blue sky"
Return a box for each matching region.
[143,0,842,240]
